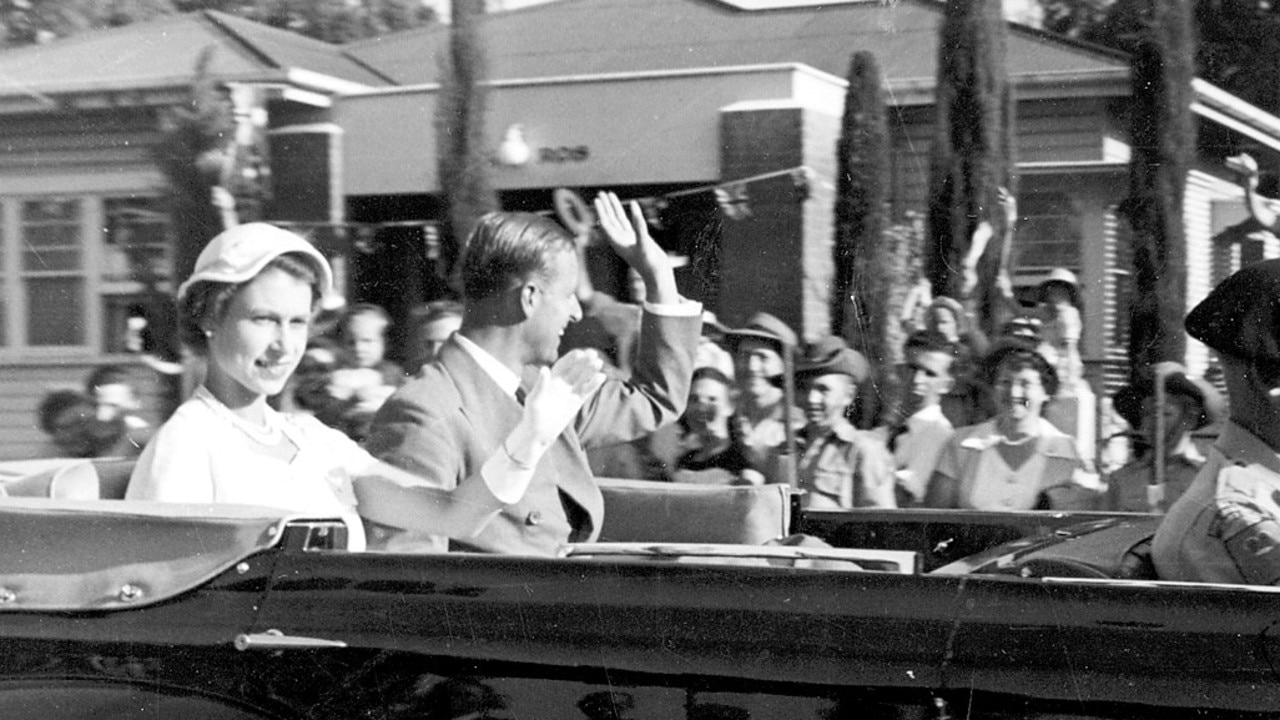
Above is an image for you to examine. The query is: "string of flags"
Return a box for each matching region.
[273,164,833,255]
[552,165,830,231]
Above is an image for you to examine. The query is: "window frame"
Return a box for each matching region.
[0,193,172,360]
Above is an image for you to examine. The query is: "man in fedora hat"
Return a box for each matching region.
[794,336,895,509]
[1154,258,1280,584]
[723,312,804,482]
[1107,362,1223,513]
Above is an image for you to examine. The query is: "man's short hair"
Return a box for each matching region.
[903,330,957,358]
[85,364,132,394]
[38,389,91,434]
[413,299,464,325]
[341,303,392,333]
[459,212,576,302]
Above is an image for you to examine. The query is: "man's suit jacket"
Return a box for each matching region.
[363,309,699,555]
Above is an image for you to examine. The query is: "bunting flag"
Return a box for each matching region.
[790,167,811,202]
[422,224,441,261]
[637,197,669,230]
[353,225,377,255]
[714,182,753,221]
[274,164,832,253]
[552,164,834,223]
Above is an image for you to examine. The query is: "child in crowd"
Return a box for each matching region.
[320,303,404,441]
[83,364,152,457]
[405,299,463,375]
[670,367,757,484]
[794,336,896,509]
[36,389,97,458]
[1107,363,1223,513]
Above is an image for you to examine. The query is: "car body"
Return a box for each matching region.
[1,459,1277,720]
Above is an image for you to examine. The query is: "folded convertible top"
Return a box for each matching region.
[0,498,318,612]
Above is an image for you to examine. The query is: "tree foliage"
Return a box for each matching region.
[927,0,1015,338]
[180,0,437,44]
[0,0,435,47]
[834,52,891,363]
[151,45,234,284]
[1035,0,1280,132]
[1119,0,1196,374]
[0,0,176,46]
[436,0,498,279]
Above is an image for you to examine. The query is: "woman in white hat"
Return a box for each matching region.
[126,223,604,550]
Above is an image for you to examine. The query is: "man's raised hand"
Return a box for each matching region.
[593,191,678,304]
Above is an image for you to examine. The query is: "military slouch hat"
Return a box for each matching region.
[1186,258,1280,364]
[796,336,870,384]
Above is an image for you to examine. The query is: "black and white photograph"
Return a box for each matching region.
[1,0,1279,717]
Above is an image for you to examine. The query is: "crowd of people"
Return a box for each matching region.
[36,365,153,460]
[33,187,1280,587]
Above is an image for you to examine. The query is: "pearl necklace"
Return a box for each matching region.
[195,387,285,446]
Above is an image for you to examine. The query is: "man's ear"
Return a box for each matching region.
[518,283,538,320]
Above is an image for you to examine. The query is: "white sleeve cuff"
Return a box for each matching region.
[480,451,537,505]
[642,298,703,317]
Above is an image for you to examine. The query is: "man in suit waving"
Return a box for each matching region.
[361,192,701,554]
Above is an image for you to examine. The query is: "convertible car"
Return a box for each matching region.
[0,458,1276,720]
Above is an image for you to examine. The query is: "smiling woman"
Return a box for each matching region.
[922,341,1101,511]
[124,223,560,550]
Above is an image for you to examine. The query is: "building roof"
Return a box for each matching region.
[344,0,1128,94]
[0,10,391,102]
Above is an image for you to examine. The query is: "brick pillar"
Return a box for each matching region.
[718,103,839,343]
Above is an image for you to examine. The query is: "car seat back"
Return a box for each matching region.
[596,478,792,545]
[1,458,136,500]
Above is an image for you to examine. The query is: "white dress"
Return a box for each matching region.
[126,387,370,550]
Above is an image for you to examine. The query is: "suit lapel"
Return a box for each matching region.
[436,340,523,458]
[437,339,603,540]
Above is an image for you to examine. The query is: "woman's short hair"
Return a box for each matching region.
[178,252,323,355]
[341,303,392,335]
[459,212,576,302]
[983,340,1060,398]
[37,389,92,435]
[903,330,957,358]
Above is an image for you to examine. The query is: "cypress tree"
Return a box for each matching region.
[152,45,232,286]
[1120,0,1195,374]
[150,45,234,416]
[926,0,1015,338]
[437,0,499,277]
[834,51,891,366]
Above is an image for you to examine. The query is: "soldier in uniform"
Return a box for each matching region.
[1107,362,1223,513]
[1154,258,1280,584]
[794,336,896,509]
